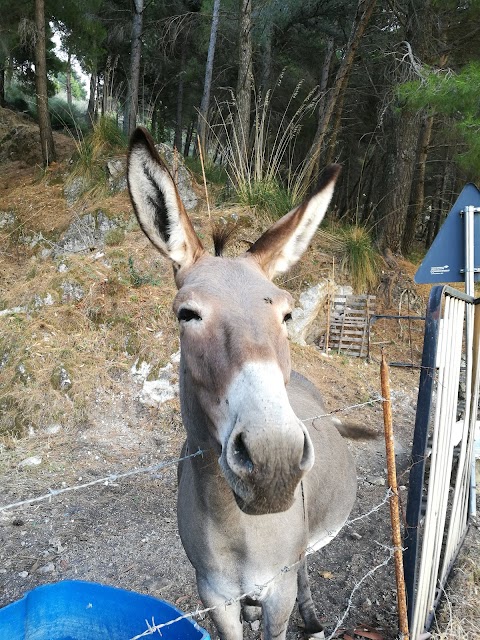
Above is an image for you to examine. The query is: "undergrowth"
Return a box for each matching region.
[208,76,318,220]
[315,224,380,293]
[67,116,128,201]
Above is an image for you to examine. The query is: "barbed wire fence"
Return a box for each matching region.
[0,396,403,640]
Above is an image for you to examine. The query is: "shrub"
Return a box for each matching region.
[67,116,128,199]
[339,225,380,293]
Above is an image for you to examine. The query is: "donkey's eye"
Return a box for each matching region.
[283,312,292,323]
[178,308,202,322]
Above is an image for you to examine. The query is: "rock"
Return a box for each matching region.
[19,455,42,467]
[51,366,72,391]
[54,211,120,256]
[366,475,386,486]
[0,210,16,229]
[0,122,44,165]
[60,280,84,303]
[18,571,29,578]
[45,423,62,435]
[37,562,55,574]
[32,293,54,309]
[250,621,261,632]
[132,353,179,406]
[288,282,330,346]
[0,306,26,317]
[157,144,198,210]
[350,531,362,540]
[107,158,128,193]
[64,176,89,206]
[15,362,33,385]
[139,378,178,407]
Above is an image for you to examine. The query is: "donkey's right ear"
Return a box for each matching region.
[127,127,204,274]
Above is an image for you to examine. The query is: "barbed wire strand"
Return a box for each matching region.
[0,397,390,514]
[326,545,396,640]
[301,396,385,423]
[130,492,394,639]
[130,504,395,640]
[0,449,204,513]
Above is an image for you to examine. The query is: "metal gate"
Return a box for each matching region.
[403,285,480,638]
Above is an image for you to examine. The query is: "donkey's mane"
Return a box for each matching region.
[212,222,238,257]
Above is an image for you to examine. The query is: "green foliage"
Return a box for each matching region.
[339,225,379,293]
[49,96,87,132]
[68,116,127,197]
[4,83,35,114]
[235,179,297,220]
[184,156,228,185]
[128,258,161,288]
[399,62,480,175]
[53,71,87,100]
[317,224,380,293]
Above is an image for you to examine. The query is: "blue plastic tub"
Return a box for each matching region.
[0,580,210,640]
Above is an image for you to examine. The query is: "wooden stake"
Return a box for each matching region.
[381,351,410,640]
[197,134,211,219]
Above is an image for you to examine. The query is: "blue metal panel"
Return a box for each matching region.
[415,183,480,284]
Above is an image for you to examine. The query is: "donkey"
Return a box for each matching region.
[127,127,357,640]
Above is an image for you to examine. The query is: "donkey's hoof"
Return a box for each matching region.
[307,632,325,640]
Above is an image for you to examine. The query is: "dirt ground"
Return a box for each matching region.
[2,342,477,640]
[0,348,416,638]
[0,113,479,640]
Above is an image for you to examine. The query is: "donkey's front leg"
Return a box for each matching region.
[197,574,243,640]
[261,572,298,640]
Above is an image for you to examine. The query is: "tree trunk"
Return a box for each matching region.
[197,0,221,155]
[310,36,335,177]
[174,37,187,152]
[0,66,5,107]
[302,0,377,192]
[66,53,72,108]
[316,35,335,129]
[375,0,435,253]
[123,0,144,137]
[260,20,273,94]
[86,72,97,126]
[234,0,252,164]
[34,0,56,165]
[401,113,434,254]
[184,118,194,157]
[377,108,421,253]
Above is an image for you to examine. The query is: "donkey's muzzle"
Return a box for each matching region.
[220,419,315,515]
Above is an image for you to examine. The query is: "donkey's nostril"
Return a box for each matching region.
[233,433,254,474]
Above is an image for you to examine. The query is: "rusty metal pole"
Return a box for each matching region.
[381,351,410,640]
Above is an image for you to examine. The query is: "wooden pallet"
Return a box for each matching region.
[328,294,376,357]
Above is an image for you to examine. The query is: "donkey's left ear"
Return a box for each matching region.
[127,127,204,274]
[246,165,341,279]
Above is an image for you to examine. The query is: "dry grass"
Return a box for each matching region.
[430,530,480,639]
[0,242,179,437]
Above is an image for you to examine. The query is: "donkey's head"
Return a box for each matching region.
[128,127,340,515]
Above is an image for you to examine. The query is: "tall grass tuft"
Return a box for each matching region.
[67,116,127,200]
[339,225,379,293]
[208,76,319,219]
[315,224,380,293]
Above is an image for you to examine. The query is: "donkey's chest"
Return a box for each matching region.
[178,470,308,584]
